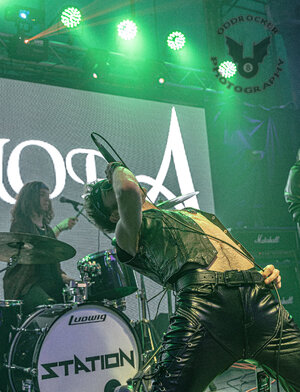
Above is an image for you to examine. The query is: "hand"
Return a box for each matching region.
[67,217,78,230]
[53,217,77,237]
[105,162,124,183]
[260,264,281,289]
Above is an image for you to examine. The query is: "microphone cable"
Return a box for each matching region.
[91,132,128,167]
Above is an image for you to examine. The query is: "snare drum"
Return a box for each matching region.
[77,249,137,301]
[7,303,141,392]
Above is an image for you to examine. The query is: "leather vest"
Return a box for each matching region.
[124,208,253,287]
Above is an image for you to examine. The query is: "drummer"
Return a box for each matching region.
[3,181,77,316]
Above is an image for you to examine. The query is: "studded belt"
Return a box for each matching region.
[174,269,265,292]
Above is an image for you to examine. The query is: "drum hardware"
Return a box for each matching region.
[22,379,34,392]
[11,325,49,334]
[136,275,158,356]
[0,241,23,274]
[5,364,37,376]
[77,249,137,302]
[115,344,163,392]
[102,298,127,312]
[0,299,23,392]
[0,232,76,266]
[63,280,89,304]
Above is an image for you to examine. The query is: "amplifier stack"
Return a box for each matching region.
[231,227,300,324]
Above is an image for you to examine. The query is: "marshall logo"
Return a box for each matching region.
[254,234,280,244]
[41,349,135,380]
[68,313,107,325]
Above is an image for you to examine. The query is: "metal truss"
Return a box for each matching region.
[0,32,220,98]
[220,0,268,17]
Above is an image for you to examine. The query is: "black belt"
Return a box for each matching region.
[174,269,265,292]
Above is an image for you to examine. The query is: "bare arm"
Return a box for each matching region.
[108,165,143,257]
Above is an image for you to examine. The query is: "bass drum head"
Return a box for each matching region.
[9,303,141,392]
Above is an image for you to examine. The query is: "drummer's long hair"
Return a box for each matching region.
[11,181,54,225]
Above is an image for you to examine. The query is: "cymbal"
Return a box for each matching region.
[156,191,199,209]
[0,232,76,265]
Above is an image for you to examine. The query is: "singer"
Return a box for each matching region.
[3,181,77,316]
[84,163,300,392]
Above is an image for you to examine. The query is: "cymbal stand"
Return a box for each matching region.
[167,290,173,320]
[137,275,159,355]
[0,242,23,274]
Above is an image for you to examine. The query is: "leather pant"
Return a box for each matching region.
[150,283,300,392]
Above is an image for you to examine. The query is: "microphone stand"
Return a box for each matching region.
[70,204,113,242]
[167,290,173,321]
[136,275,160,361]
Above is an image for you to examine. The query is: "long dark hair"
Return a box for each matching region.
[11,181,54,225]
[84,180,116,233]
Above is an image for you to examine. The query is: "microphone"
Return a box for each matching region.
[59,196,83,209]
[91,133,116,163]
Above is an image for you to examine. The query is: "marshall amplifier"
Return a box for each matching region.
[231,228,300,325]
[230,227,299,254]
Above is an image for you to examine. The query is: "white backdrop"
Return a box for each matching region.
[0,77,214,320]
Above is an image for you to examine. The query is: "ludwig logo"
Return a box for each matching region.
[68,313,107,325]
[211,15,284,93]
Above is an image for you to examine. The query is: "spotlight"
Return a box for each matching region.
[117,20,137,40]
[61,7,82,28]
[218,61,237,78]
[19,10,29,20]
[5,6,44,24]
[158,77,165,84]
[8,35,48,61]
[167,31,186,50]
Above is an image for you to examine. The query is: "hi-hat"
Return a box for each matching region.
[156,191,199,209]
[0,232,76,265]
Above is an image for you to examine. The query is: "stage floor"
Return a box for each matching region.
[207,366,283,391]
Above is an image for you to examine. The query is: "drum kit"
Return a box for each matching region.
[0,233,158,392]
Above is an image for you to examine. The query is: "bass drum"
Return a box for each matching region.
[8,303,141,392]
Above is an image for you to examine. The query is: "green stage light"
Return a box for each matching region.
[117,20,137,40]
[61,7,81,28]
[167,31,186,50]
[218,61,237,78]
